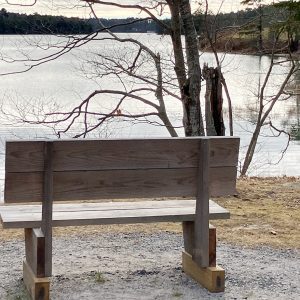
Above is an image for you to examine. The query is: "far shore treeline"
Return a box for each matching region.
[0,4,295,36]
[0,8,162,34]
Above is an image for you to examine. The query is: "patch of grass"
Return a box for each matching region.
[173,291,183,298]
[94,271,106,284]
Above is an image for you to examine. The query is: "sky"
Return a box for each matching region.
[0,0,276,18]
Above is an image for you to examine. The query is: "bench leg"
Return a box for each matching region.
[182,221,225,292]
[182,251,225,293]
[23,259,50,300]
[24,228,50,300]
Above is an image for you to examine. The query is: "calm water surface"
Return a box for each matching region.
[0,33,299,192]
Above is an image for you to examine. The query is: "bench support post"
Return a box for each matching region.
[181,139,226,292]
[182,251,225,293]
[23,141,53,300]
[194,139,210,267]
[41,141,54,277]
[23,259,50,300]
[24,228,50,300]
[25,228,46,277]
[183,222,217,266]
[182,222,224,292]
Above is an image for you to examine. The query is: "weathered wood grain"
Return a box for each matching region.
[25,228,46,278]
[5,166,237,203]
[182,221,194,254]
[23,259,50,300]
[182,251,225,293]
[209,225,216,267]
[0,199,224,213]
[41,142,53,277]
[194,139,210,268]
[0,200,230,229]
[5,137,239,172]
[182,222,217,267]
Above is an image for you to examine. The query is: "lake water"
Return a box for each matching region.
[0,33,299,188]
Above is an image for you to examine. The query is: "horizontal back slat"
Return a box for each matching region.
[6,137,239,172]
[5,167,237,202]
[5,137,239,203]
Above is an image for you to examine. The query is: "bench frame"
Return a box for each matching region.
[1,137,239,299]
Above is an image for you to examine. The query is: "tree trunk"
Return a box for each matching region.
[203,65,216,136]
[168,1,189,135]
[154,52,178,137]
[203,64,225,136]
[241,126,260,176]
[179,0,204,137]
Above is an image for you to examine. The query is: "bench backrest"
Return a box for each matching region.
[4,137,239,203]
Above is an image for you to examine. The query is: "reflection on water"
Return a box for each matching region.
[286,96,300,141]
[291,125,300,140]
[284,66,300,141]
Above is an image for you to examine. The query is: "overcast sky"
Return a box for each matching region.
[0,0,275,18]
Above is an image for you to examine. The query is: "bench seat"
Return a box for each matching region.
[0,199,229,229]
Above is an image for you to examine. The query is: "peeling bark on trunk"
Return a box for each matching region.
[203,64,225,136]
[167,0,205,137]
[203,66,217,136]
[179,0,204,137]
[168,1,189,135]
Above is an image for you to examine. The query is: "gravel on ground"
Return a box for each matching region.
[1,231,299,300]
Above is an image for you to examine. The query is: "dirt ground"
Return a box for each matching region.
[1,177,299,249]
[1,231,299,300]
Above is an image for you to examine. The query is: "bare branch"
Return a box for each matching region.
[5,0,37,6]
[266,121,291,165]
[84,0,170,32]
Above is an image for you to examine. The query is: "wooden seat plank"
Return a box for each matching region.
[0,200,229,229]
[0,199,226,212]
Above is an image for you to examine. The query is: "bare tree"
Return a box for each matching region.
[1,0,205,138]
[196,1,298,175]
[240,56,296,175]
[235,17,297,175]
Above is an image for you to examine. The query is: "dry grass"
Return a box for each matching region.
[211,177,300,249]
[1,177,299,249]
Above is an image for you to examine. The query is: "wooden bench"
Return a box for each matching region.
[0,137,239,300]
